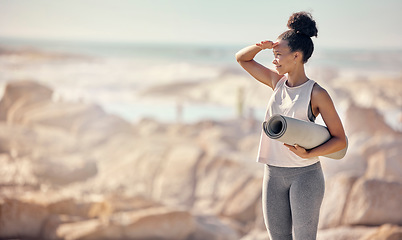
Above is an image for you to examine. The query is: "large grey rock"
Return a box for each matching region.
[221,177,261,224]
[42,207,196,240]
[32,154,98,185]
[344,103,397,137]
[191,215,240,240]
[0,80,53,122]
[109,207,196,240]
[44,218,104,240]
[343,178,402,226]
[319,173,358,229]
[46,197,112,219]
[317,226,377,240]
[193,156,253,215]
[365,145,402,182]
[360,224,402,240]
[153,143,204,206]
[0,154,38,187]
[240,229,268,240]
[0,198,49,239]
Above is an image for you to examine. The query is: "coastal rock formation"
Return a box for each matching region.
[0,80,53,122]
[344,103,397,136]
[360,224,402,240]
[0,80,401,240]
[318,173,359,229]
[365,144,402,182]
[343,178,402,226]
[0,198,48,238]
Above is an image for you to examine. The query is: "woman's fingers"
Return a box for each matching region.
[284,143,294,149]
[256,40,277,50]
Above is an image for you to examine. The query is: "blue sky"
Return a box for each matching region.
[1,0,401,48]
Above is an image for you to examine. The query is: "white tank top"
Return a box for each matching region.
[257,76,320,167]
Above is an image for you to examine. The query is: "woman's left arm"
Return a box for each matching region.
[285,84,347,158]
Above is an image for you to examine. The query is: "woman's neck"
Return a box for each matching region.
[286,64,308,87]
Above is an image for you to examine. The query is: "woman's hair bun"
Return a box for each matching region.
[287,11,318,38]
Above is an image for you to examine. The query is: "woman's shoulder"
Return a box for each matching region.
[273,75,287,90]
[312,82,328,95]
[311,82,333,105]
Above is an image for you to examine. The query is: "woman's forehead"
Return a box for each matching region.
[273,40,289,52]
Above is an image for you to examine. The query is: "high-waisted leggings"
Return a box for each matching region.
[262,161,325,240]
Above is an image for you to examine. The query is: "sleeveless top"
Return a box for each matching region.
[257,76,320,167]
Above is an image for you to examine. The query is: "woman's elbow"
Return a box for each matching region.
[339,135,347,149]
[235,52,242,62]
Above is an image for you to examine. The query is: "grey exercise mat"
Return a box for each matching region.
[262,114,348,159]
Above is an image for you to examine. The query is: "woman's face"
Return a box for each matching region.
[272,40,297,75]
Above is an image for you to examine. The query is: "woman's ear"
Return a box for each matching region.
[293,51,303,63]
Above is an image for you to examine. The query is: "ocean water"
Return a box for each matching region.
[0,38,401,126]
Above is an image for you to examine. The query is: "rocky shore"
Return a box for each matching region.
[0,79,401,239]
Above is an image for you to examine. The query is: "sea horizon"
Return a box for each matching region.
[0,36,401,130]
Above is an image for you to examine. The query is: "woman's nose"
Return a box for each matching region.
[272,59,278,65]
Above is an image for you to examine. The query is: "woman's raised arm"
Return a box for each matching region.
[235,41,283,89]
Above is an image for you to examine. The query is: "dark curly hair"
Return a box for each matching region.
[278,12,318,63]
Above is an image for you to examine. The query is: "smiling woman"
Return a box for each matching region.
[236,11,347,240]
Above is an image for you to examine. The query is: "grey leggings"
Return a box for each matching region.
[262,162,325,240]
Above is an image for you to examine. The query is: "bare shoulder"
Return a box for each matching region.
[310,82,337,117]
[312,83,332,102]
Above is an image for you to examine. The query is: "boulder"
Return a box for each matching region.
[221,177,262,224]
[44,218,105,240]
[365,146,402,182]
[18,101,127,135]
[344,103,396,136]
[191,215,240,240]
[0,198,48,239]
[46,197,112,219]
[193,156,253,214]
[210,158,256,212]
[360,224,402,240]
[42,207,196,240]
[237,134,259,155]
[0,154,38,187]
[193,155,232,213]
[320,132,369,179]
[240,229,269,240]
[359,134,402,162]
[32,154,98,185]
[342,178,402,226]
[317,226,377,240]
[0,81,133,146]
[111,207,196,240]
[153,143,204,206]
[137,117,166,136]
[253,195,265,231]
[319,173,358,229]
[0,121,80,158]
[106,195,162,213]
[322,131,402,180]
[0,80,53,122]
[41,214,89,240]
[83,134,170,198]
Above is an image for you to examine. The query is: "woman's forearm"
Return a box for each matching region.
[235,44,262,62]
[307,136,347,158]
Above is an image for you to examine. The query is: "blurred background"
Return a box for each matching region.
[0,0,401,239]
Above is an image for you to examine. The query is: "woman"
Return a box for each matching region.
[235,12,347,240]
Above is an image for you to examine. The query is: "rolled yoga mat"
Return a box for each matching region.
[262,114,348,159]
